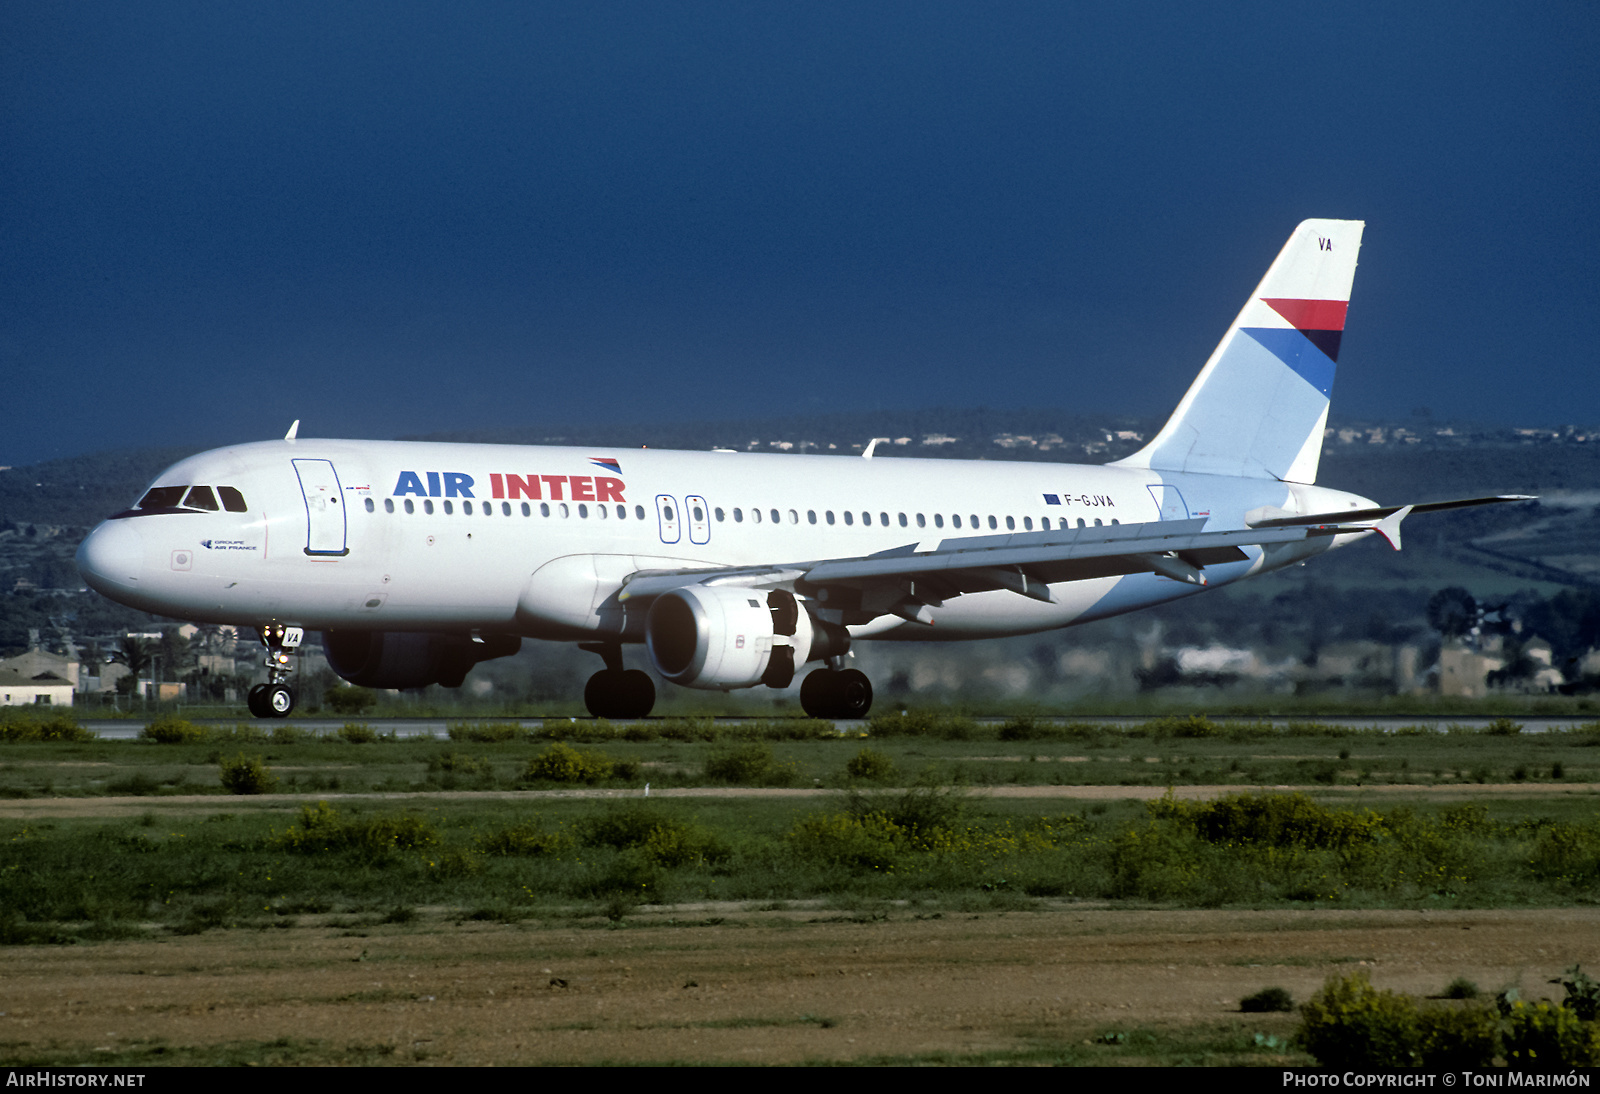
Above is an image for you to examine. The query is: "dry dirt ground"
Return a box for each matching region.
[4,905,1598,1065]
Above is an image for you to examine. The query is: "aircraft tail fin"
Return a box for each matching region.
[1113,219,1365,485]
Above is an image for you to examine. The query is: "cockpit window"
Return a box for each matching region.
[183,486,219,511]
[138,486,188,509]
[123,484,248,517]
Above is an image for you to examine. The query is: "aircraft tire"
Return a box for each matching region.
[835,669,873,719]
[584,669,630,719]
[247,684,270,719]
[620,669,656,719]
[266,684,295,718]
[799,668,841,719]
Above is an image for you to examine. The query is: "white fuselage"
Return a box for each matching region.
[76,439,1377,644]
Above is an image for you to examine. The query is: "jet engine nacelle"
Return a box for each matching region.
[323,630,521,690]
[645,587,847,690]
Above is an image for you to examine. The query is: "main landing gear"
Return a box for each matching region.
[799,664,873,720]
[247,625,301,719]
[580,643,656,719]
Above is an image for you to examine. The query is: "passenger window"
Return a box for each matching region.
[443,501,454,515]
[692,505,704,522]
[137,486,187,509]
[970,514,979,528]
[916,514,925,528]
[561,504,571,518]
[1077,518,1086,528]
[520,502,530,516]
[424,500,434,515]
[615,504,625,519]
[541,503,551,517]
[934,514,944,528]
[988,515,998,530]
[405,499,415,515]
[502,502,512,516]
[218,487,248,513]
[714,507,725,522]
[1023,516,1032,530]
[578,504,587,518]
[899,513,908,527]
[634,505,645,520]
[463,501,473,515]
[733,508,743,523]
[861,512,871,525]
[364,498,375,513]
[384,499,394,514]
[1005,516,1014,530]
[807,510,817,525]
[952,515,962,529]
[663,506,675,522]
[881,512,890,526]
[843,511,852,526]
[826,511,835,525]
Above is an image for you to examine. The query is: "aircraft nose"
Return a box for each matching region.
[77,520,145,596]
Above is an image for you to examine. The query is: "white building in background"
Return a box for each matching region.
[0,666,75,706]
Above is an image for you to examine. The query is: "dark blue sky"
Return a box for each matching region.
[4,2,1596,466]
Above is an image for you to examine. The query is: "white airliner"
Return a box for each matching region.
[77,220,1525,719]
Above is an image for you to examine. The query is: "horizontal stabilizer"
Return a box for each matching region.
[1246,494,1536,529]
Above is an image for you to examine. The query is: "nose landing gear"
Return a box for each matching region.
[248,625,302,718]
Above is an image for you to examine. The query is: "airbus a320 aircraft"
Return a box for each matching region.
[77,220,1525,719]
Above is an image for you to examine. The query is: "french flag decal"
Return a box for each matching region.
[590,457,622,474]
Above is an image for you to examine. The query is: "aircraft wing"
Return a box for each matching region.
[616,513,1408,625]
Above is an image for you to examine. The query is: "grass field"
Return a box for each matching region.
[4,710,1599,946]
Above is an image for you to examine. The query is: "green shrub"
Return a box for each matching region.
[271,801,437,856]
[1415,1001,1500,1068]
[1153,790,1383,851]
[525,742,614,783]
[1559,964,1600,1022]
[657,717,716,741]
[1298,972,1422,1068]
[1145,714,1220,738]
[866,709,978,739]
[1442,977,1481,1000]
[786,810,905,871]
[704,742,796,786]
[448,720,522,742]
[0,710,90,742]
[847,781,969,842]
[578,803,728,866]
[1527,822,1600,882]
[338,721,377,744]
[428,751,491,775]
[1503,1000,1600,1067]
[1486,717,1524,736]
[324,685,376,715]
[476,821,568,856]
[997,716,1045,741]
[219,753,278,795]
[844,747,896,784]
[142,715,208,744]
[1240,986,1294,1012]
